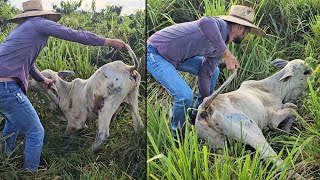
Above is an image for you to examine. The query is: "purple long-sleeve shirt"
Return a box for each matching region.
[148,17,230,98]
[0,17,106,93]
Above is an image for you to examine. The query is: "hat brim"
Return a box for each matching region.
[9,11,61,24]
[218,15,266,37]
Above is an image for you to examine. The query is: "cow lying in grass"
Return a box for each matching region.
[30,45,144,152]
[195,59,310,168]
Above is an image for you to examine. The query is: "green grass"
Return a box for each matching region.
[147,80,320,179]
[0,1,146,179]
[146,0,320,179]
[0,90,146,179]
[146,95,320,179]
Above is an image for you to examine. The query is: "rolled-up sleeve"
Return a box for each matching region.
[29,64,45,82]
[199,56,221,98]
[32,18,106,46]
[198,17,227,53]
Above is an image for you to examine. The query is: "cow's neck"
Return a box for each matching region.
[56,78,73,99]
[259,70,290,101]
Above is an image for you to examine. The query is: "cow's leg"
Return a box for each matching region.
[91,100,121,153]
[244,125,284,168]
[227,115,284,168]
[268,107,296,129]
[280,103,297,132]
[282,117,296,132]
[110,104,125,123]
[125,86,144,131]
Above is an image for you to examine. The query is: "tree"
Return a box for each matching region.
[53,0,83,15]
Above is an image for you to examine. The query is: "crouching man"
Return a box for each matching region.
[147,5,266,137]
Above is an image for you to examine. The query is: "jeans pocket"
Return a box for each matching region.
[147,53,165,77]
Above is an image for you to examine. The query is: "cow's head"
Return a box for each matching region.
[30,69,75,104]
[271,59,311,103]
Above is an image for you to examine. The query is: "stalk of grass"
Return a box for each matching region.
[147,0,320,179]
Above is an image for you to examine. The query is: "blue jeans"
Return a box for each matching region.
[147,44,219,131]
[0,81,44,171]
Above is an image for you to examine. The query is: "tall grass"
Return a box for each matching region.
[147,0,320,179]
[0,1,146,179]
[146,94,320,179]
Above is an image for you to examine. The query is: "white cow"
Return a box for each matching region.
[195,59,310,167]
[30,45,144,152]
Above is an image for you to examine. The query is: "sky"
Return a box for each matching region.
[9,0,145,15]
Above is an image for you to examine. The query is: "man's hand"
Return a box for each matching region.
[222,49,240,72]
[104,39,126,50]
[43,77,55,89]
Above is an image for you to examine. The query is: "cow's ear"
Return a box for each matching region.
[279,69,294,82]
[57,70,75,79]
[271,59,289,69]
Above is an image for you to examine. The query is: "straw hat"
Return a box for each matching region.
[218,5,266,37]
[9,0,61,24]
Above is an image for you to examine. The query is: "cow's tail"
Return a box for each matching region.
[202,70,237,110]
[125,44,140,70]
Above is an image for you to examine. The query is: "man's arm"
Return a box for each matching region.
[29,64,45,82]
[33,17,125,49]
[198,17,227,53]
[29,64,55,89]
[198,17,239,71]
[199,56,220,98]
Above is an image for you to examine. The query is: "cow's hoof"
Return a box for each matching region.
[90,144,101,153]
[83,124,89,129]
[65,127,77,135]
[283,102,297,109]
[64,131,73,136]
[282,123,293,132]
[138,124,145,130]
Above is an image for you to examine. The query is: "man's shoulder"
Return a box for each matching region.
[201,16,227,26]
[24,17,57,27]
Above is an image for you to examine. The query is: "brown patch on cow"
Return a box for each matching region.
[208,106,214,115]
[69,99,73,109]
[228,94,239,103]
[199,111,208,119]
[93,96,105,114]
[130,71,138,81]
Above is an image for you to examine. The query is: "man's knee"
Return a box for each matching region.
[37,125,45,142]
[176,89,193,106]
[27,123,45,143]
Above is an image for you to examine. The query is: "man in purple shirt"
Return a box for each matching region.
[0,0,126,171]
[147,5,266,137]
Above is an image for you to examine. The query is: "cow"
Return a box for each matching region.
[30,45,144,152]
[195,59,310,168]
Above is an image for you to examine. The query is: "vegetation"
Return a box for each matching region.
[0,0,145,179]
[147,0,319,179]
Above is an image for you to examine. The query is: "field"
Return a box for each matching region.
[147,0,320,179]
[0,1,146,179]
